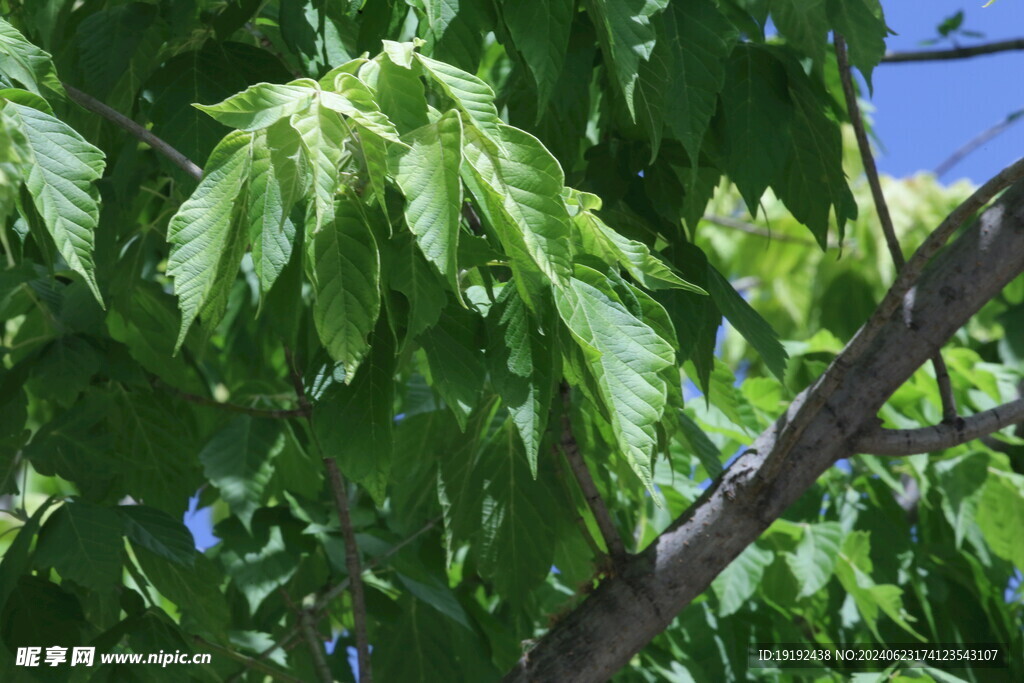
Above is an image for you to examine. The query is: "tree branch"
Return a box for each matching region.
[935,109,1024,178]
[193,636,305,683]
[882,38,1024,63]
[63,83,203,181]
[835,33,958,424]
[152,377,310,419]
[282,591,333,683]
[856,399,1024,456]
[323,457,373,683]
[503,181,1024,682]
[558,382,627,562]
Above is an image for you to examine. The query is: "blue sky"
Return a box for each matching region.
[872,1,1024,183]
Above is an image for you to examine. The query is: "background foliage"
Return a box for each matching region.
[0,0,1021,681]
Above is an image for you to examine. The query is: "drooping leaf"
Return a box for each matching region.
[247,121,305,294]
[461,124,573,287]
[392,109,464,301]
[786,522,843,597]
[501,0,574,112]
[33,501,124,592]
[309,197,382,372]
[119,505,197,567]
[706,264,788,381]
[420,308,486,430]
[584,0,669,118]
[321,73,401,142]
[554,265,675,490]
[827,0,889,91]
[166,130,253,350]
[0,18,63,99]
[198,416,285,530]
[290,103,346,234]
[415,53,502,140]
[4,102,105,304]
[772,0,830,64]
[486,284,557,475]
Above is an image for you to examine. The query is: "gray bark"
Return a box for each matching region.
[503,182,1024,682]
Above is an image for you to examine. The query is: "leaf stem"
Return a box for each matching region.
[835,33,958,424]
[882,38,1024,63]
[152,377,310,418]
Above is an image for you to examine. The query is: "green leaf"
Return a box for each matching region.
[310,197,382,372]
[198,416,285,530]
[676,411,722,477]
[976,471,1024,568]
[554,265,675,490]
[33,501,124,591]
[120,505,197,568]
[786,522,842,597]
[420,308,486,430]
[827,0,888,91]
[501,0,574,111]
[461,124,573,287]
[314,325,395,491]
[711,542,773,617]
[718,45,793,215]
[1,576,87,650]
[486,284,557,475]
[584,0,669,118]
[933,453,988,548]
[247,121,305,294]
[0,497,57,614]
[392,109,464,301]
[389,234,447,341]
[415,53,502,140]
[134,549,229,638]
[73,2,158,100]
[4,102,105,305]
[321,73,401,142]
[195,80,317,131]
[219,524,299,614]
[772,0,830,64]
[375,51,431,134]
[0,18,63,99]
[575,208,704,293]
[290,103,346,234]
[706,265,788,381]
[166,130,253,350]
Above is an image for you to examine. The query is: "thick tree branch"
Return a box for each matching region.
[856,399,1024,456]
[882,38,1024,63]
[63,83,203,181]
[835,33,958,424]
[558,382,627,562]
[503,181,1024,681]
[323,458,373,683]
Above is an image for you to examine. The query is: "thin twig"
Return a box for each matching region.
[756,150,1024,487]
[558,382,627,561]
[281,591,333,683]
[935,109,1024,178]
[63,83,203,181]
[835,33,958,424]
[193,636,305,683]
[703,214,816,246]
[152,377,310,419]
[856,398,1024,456]
[882,38,1024,63]
[323,458,373,682]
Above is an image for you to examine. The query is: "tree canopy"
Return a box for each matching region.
[0,1,1022,681]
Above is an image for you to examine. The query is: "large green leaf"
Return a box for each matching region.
[827,0,888,90]
[290,103,346,234]
[119,505,197,568]
[554,265,675,490]
[247,121,305,294]
[706,265,788,381]
[195,80,317,131]
[33,501,124,592]
[0,497,57,614]
[218,523,299,615]
[320,73,401,142]
[0,18,63,99]
[4,102,105,304]
[772,0,830,64]
[786,522,842,598]
[420,308,486,430]
[585,0,669,118]
[166,130,252,349]
[392,109,464,300]
[134,549,230,638]
[501,0,574,111]
[976,471,1024,568]
[74,3,158,100]
[415,53,501,141]
[486,284,557,475]
[309,197,381,372]
[198,416,285,530]
[711,542,773,617]
[461,124,573,287]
